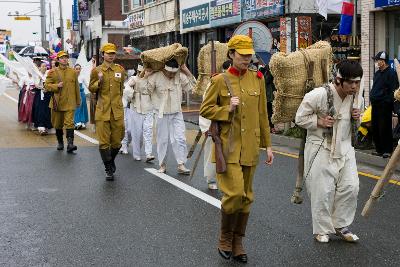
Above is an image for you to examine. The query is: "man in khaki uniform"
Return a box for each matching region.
[45,51,80,153]
[200,35,274,263]
[89,43,126,181]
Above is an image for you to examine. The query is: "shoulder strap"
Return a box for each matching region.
[222,73,234,97]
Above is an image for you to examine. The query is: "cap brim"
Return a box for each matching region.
[236,48,255,55]
[104,50,116,53]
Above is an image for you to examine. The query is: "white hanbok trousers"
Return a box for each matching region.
[121,107,132,147]
[156,112,187,165]
[304,142,359,235]
[129,109,153,158]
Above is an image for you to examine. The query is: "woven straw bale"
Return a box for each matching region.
[269,41,332,124]
[141,43,188,71]
[193,41,229,96]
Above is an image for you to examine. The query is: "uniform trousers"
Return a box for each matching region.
[156,112,187,165]
[204,136,216,183]
[51,110,75,129]
[130,109,154,158]
[121,107,132,147]
[217,163,256,214]
[96,112,125,150]
[304,142,359,235]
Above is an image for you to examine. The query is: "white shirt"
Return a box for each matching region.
[124,75,153,114]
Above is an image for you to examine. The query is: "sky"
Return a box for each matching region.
[0,0,72,45]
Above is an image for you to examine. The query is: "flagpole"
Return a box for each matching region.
[352,0,357,46]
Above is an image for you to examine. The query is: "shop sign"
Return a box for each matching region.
[297,16,312,49]
[182,3,210,30]
[242,0,284,20]
[78,0,89,21]
[128,11,145,30]
[375,0,400,7]
[130,28,145,38]
[210,0,241,27]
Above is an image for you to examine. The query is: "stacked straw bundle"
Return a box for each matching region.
[269,41,332,124]
[394,59,400,101]
[140,43,188,71]
[193,41,229,96]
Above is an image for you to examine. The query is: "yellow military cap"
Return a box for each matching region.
[56,50,69,58]
[227,35,255,55]
[101,43,117,53]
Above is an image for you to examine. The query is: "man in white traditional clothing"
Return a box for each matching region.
[295,60,363,243]
[124,64,155,162]
[146,59,196,174]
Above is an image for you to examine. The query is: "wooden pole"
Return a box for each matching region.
[361,144,400,217]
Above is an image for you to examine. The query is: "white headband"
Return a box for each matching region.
[137,64,144,72]
[164,65,179,73]
[336,70,361,81]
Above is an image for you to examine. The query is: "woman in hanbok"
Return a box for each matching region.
[73,64,89,129]
[18,72,37,129]
[33,62,53,135]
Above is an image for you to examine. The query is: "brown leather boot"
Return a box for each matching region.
[217,210,236,260]
[232,212,250,263]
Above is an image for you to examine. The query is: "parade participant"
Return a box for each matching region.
[198,60,231,190]
[200,35,274,263]
[119,69,135,155]
[89,43,126,181]
[125,64,155,162]
[18,72,37,130]
[34,62,52,135]
[73,64,89,130]
[295,59,363,243]
[45,51,81,153]
[146,59,195,174]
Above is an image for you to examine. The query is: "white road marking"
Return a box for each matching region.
[145,168,221,209]
[3,92,98,145]
[3,93,18,103]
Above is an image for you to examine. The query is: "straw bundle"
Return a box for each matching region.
[269,41,332,124]
[140,43,188,71]
[193,41,229,96]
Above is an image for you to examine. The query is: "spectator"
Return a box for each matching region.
[370,51,400,158]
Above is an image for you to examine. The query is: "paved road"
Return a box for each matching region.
[1,90,400,266]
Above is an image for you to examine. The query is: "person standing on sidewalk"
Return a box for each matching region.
[295,59,363,243]
[125,65,155,162]
[200,35,274,263]
[146,59,195,174]
[45,51,81,153]
[370,51,399,158]
[73,64,89,130]
[89,43,126,181]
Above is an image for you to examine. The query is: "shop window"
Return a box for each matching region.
[387,12,400,60]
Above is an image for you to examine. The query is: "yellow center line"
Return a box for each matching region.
[271,149,400,186]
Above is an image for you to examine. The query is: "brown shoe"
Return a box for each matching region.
[217,210,236,260]
[232,212,250,263]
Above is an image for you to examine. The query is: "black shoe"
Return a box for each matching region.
[56,129,64,150]
[372,151,383,156]
[100,149,114,181]
[66,129,77,153]
[110,148,120,174]
[217,248,232,260]
[382,153,391,158]
[233,254,248,263]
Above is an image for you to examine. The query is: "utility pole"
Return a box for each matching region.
[40,0,47,48]
[59,0,64,50]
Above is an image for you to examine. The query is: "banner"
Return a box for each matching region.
[181,3,210,30]
[376,0,400,7]
[210,0,241,27]
[78,0,89,21]
[128,11,145,30]
[280,18,287,54]
[242,0,284,20]
[297,16,312,49]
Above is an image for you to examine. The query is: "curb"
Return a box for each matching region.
[271,134,390,169]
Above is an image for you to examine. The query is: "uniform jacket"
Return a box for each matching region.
[45,67,80,111]
[89,63,126,121]
[146,71,195,117]
[125,75,153,114]
[200,67,271,166]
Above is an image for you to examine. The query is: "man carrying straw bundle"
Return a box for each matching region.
[200,35,274,263]
[295,60,363,243]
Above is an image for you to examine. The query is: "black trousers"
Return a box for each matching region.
[267,102,274,129]
[371,101,393,154]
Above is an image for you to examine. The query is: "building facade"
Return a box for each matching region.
[361,0,400,104]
